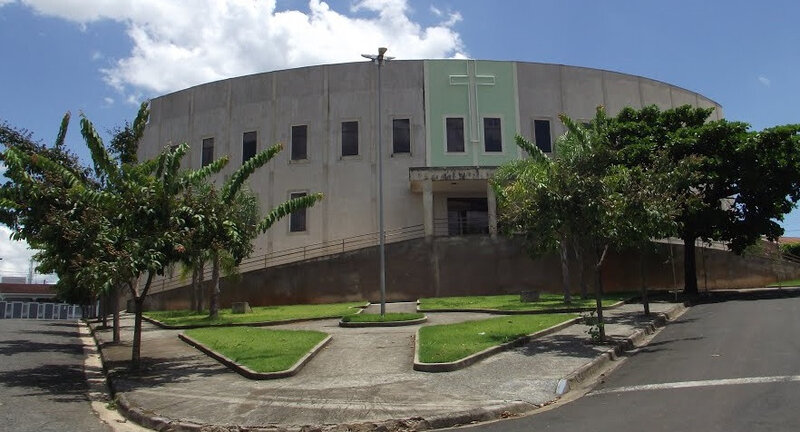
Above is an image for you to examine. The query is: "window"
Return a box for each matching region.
[483,117,502,152]
[291,125,307,161]
[446,117,465,152]
[242,131,257,163]
[201,137,214,167]
[289,192,307,232]
[392,118,411,154]
[533,119,552,153]
[341,121,359,157]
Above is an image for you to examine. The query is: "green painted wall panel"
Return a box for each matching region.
[425,60,518,167]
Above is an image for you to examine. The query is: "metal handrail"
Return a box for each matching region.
[151,224,427,292]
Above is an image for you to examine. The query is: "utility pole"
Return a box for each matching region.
[362,47,394,316]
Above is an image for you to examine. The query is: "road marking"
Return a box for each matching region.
[591,375,800,395]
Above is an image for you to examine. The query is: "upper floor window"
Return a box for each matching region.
[289,192,307,232]
[201,137,214,167]
[242,131,257,163]
[483,117,502,152]
[533,119,552,153]
[446,117,465,153]
[291,125,308,161]
[341,121,359,157]
[392,118,411,154]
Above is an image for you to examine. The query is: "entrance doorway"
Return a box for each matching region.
[447,198,489,235]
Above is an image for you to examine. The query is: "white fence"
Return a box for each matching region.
[0,301,82,320]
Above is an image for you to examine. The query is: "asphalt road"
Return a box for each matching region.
[0,319,110,432]
[455,294,800,432]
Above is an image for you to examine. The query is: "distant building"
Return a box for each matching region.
[1,276,27,284]
[137,59,725,304]
[0,283,56,302]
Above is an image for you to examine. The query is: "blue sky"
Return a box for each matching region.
[1,0,798,276]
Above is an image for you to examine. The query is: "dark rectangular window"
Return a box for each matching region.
[446,117,465,152]
[392,118,411,154]
[533,119,552,153]
[242,131,257,163]
[483,117,502,152]
[289,192,307,232]
[341,121,359,157]
[291,125,307,161]
[201,137,214,167]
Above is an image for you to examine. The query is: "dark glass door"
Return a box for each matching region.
[447,198,489,235]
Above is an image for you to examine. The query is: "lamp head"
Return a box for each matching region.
[378,47,388,56]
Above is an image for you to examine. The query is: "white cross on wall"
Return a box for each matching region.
[449,60,496,145]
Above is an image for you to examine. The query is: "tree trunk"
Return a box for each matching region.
[100,294,108,328]
[573,239,588,299]
[131,297,144,370]
[129,272,153,371]
[197,260,205,313]
[593,245,609,341]
[559,236,572,304]
[209,252,221,319]
[112,286,120,343]
[640,253,650,316]
[190,264,199,312]
[682,232,698,296]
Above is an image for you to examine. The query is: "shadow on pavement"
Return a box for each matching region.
[0,339,84,356]
[107,356,228,390]
[0,363,91,402]
[516,334,600,359]
[20,329,79,338]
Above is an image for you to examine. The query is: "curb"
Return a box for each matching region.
[178,332,332,380]
[555,302,688,395]
[417,298,629,315]
[413,317,582,372]
[339,316,428,327]
[85,302,689,432]
[111,397,534,432]
[142,305,367,330]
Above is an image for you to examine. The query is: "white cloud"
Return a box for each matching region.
[0,227,33,278]
[103,97,114,105]
[758,75,771,87]
[7,0,465,98]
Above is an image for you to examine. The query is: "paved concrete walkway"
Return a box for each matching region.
[90,301,678,430]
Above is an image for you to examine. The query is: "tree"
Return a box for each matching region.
[608,105,800,295]
[492,136,584,304]
[494,107,677,339]
[200,145,323,319]
[0,115,111,319]
[2,104,225,369]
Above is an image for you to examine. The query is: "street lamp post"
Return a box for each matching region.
[362,47,393,316]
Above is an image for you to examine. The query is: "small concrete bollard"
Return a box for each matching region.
[520,290,540,303]
[231,302,252,314]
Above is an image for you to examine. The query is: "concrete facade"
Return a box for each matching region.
[139,60,725,303]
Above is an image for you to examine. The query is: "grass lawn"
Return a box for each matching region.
[185,327,327,373]
[145,301,366,327]
[767,279,800,287]
[417,313,577,363]
[341,312,424,323]
[418,293,630,312]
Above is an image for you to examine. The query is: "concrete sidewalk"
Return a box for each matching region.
[88,301,682,431]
